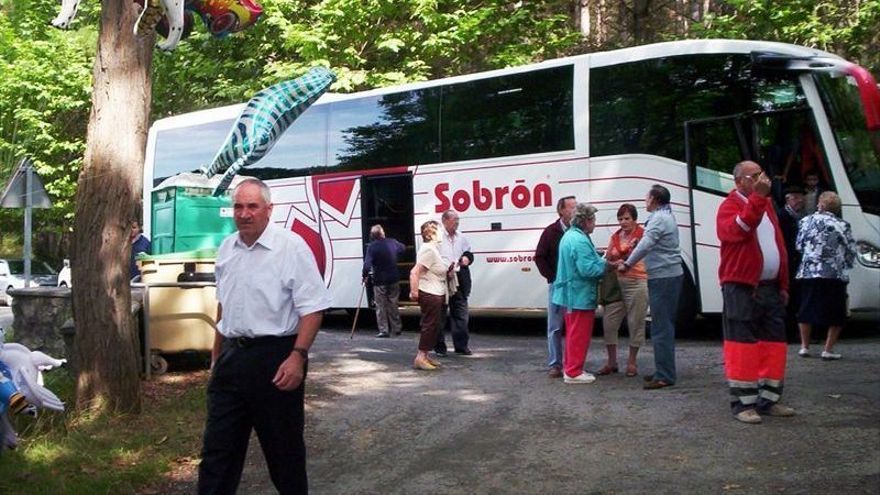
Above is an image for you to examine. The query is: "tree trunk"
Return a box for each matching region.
[72,0,153,414]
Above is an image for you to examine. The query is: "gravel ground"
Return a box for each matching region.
[220,318,880,495]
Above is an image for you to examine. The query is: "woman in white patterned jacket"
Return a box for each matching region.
[795,191,856,361]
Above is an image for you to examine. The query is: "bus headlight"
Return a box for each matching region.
[856,241,880,268]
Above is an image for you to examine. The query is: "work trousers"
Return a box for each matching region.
[198,336,307,495]
[563,309,595,378]
[436,290,470,353]
[722,282,787,414]
[373,283,402,335]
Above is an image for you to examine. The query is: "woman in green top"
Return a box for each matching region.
[552,203,607,384]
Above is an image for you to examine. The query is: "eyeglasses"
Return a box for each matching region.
[739,171,764,181]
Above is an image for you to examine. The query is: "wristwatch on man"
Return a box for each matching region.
[292,347,309,360]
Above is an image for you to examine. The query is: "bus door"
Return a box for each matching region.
[685,109,833,313]
[685,114,753,313]
[359,173,416,305]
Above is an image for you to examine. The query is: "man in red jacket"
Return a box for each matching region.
[535,195,576,378]
[717,160,796,424]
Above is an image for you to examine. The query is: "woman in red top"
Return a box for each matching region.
[599,204,649,377]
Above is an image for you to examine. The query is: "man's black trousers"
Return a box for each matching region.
[198,336,307,495]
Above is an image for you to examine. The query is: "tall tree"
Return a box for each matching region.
[71,0,153,414]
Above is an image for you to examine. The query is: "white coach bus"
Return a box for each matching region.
[143,39,880,321]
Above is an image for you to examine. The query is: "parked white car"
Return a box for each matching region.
[0,259,59,306]
[58,259,71,288]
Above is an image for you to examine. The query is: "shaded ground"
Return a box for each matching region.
[161,316,880,494]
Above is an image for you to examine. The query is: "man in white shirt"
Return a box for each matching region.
[435,210,475,356]
[198,178,332,494]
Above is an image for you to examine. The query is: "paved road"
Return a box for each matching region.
[225,315,879,494]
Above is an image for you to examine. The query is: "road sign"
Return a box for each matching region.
[1,157,53,288]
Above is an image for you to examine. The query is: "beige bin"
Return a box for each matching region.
[139,256,218,373]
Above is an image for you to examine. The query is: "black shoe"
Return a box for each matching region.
[454,348,473,356]
[376,332,390,338]
[434,349,448,357]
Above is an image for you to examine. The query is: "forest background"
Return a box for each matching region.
[1,0,878,263]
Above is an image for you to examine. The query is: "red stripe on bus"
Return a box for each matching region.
[415,156,583,176]
[559,176,688,189]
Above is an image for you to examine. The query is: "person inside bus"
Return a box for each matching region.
[598,203,648,378]
[435,210,475,357]
[776,184,806,333]
[716,161,795,424]
[796,191,856,360]
[552,203,606,384]
[616,185,682,390]
[802,171,825,215]
[409,221,451,371]
[362,224,406,338]
[534,195,576,378]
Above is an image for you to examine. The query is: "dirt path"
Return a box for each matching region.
[168,328,880,494]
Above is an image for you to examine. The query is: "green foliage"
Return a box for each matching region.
[693,0,880,73]
[0,0,97,243]
[151,0,580,115]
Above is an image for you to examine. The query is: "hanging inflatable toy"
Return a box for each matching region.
[50,0,80,29]
[201,66,337,196]
[51,0,263,51]
[188,0,264,38]
[134,0,195,42]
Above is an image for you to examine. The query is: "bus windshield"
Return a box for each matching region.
[814,72,880,215]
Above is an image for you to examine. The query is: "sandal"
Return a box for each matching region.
[596,365,619,376]
[625,365,638,377]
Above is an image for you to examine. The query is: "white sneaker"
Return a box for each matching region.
[821,351,842,361]
[798,348,810,357]
[564,373,596,384]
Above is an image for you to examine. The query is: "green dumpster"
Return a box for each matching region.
[151,185,235,255]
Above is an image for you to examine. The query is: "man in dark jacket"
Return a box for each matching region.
[363,224,406,337]
[776,184,805,333]
[534,195,576,378]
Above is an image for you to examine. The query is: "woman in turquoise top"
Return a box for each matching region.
[552,203,607,383]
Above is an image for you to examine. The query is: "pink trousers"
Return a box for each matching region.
[564,309,595,378]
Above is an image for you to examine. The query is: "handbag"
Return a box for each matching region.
[597,266,623,305]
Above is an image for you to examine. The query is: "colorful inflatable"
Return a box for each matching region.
[189,0,263,37]
[51,0,263,51]
[202,67,337,196]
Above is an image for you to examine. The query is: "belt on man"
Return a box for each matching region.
[229,334,296,348]
[758,280,778,287]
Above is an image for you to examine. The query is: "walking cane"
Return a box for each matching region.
[349,279,367,339]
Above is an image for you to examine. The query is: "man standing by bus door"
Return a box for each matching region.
[198,178,333,494]
[435,210,475,356]
[534,196,577,378]
[717,161,796,424]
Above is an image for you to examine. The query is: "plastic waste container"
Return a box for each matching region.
[138,249,219,374]
[151,185,235,255]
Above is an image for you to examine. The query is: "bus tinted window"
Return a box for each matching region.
[441,65,574,162]
[815,72,880,215]
[590,54,755,160]
[330,89,440,169]
[153,118,233,186]
[152,107,328,186]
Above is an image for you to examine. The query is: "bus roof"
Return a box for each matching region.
[150,39,843,132]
